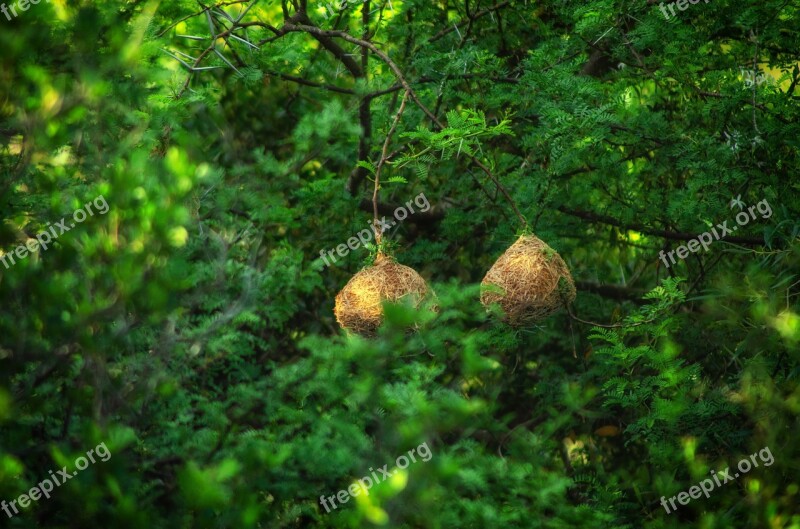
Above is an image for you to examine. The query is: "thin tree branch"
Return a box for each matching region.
[156,0,250,37]
[373,90,410,246]
[267,71,355,94]
[427,0,511,44]
[558,206,765,246]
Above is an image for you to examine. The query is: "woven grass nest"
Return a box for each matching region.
[480,234,576,326]
[334,254,430,336]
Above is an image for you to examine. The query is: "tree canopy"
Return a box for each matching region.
[1,0,799,527]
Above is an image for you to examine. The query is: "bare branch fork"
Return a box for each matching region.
[160,0,270,97]
[161,3,527,228]
[276,23,528,228]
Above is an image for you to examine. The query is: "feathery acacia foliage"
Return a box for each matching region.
[0,0,799,527]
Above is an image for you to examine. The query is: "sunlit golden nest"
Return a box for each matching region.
[480,234,576,326]
[334,254,430,336]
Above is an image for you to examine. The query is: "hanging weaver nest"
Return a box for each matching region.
[480,234,576,326]
[334,254,430,336]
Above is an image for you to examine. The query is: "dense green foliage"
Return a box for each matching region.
[1,0,799,527]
